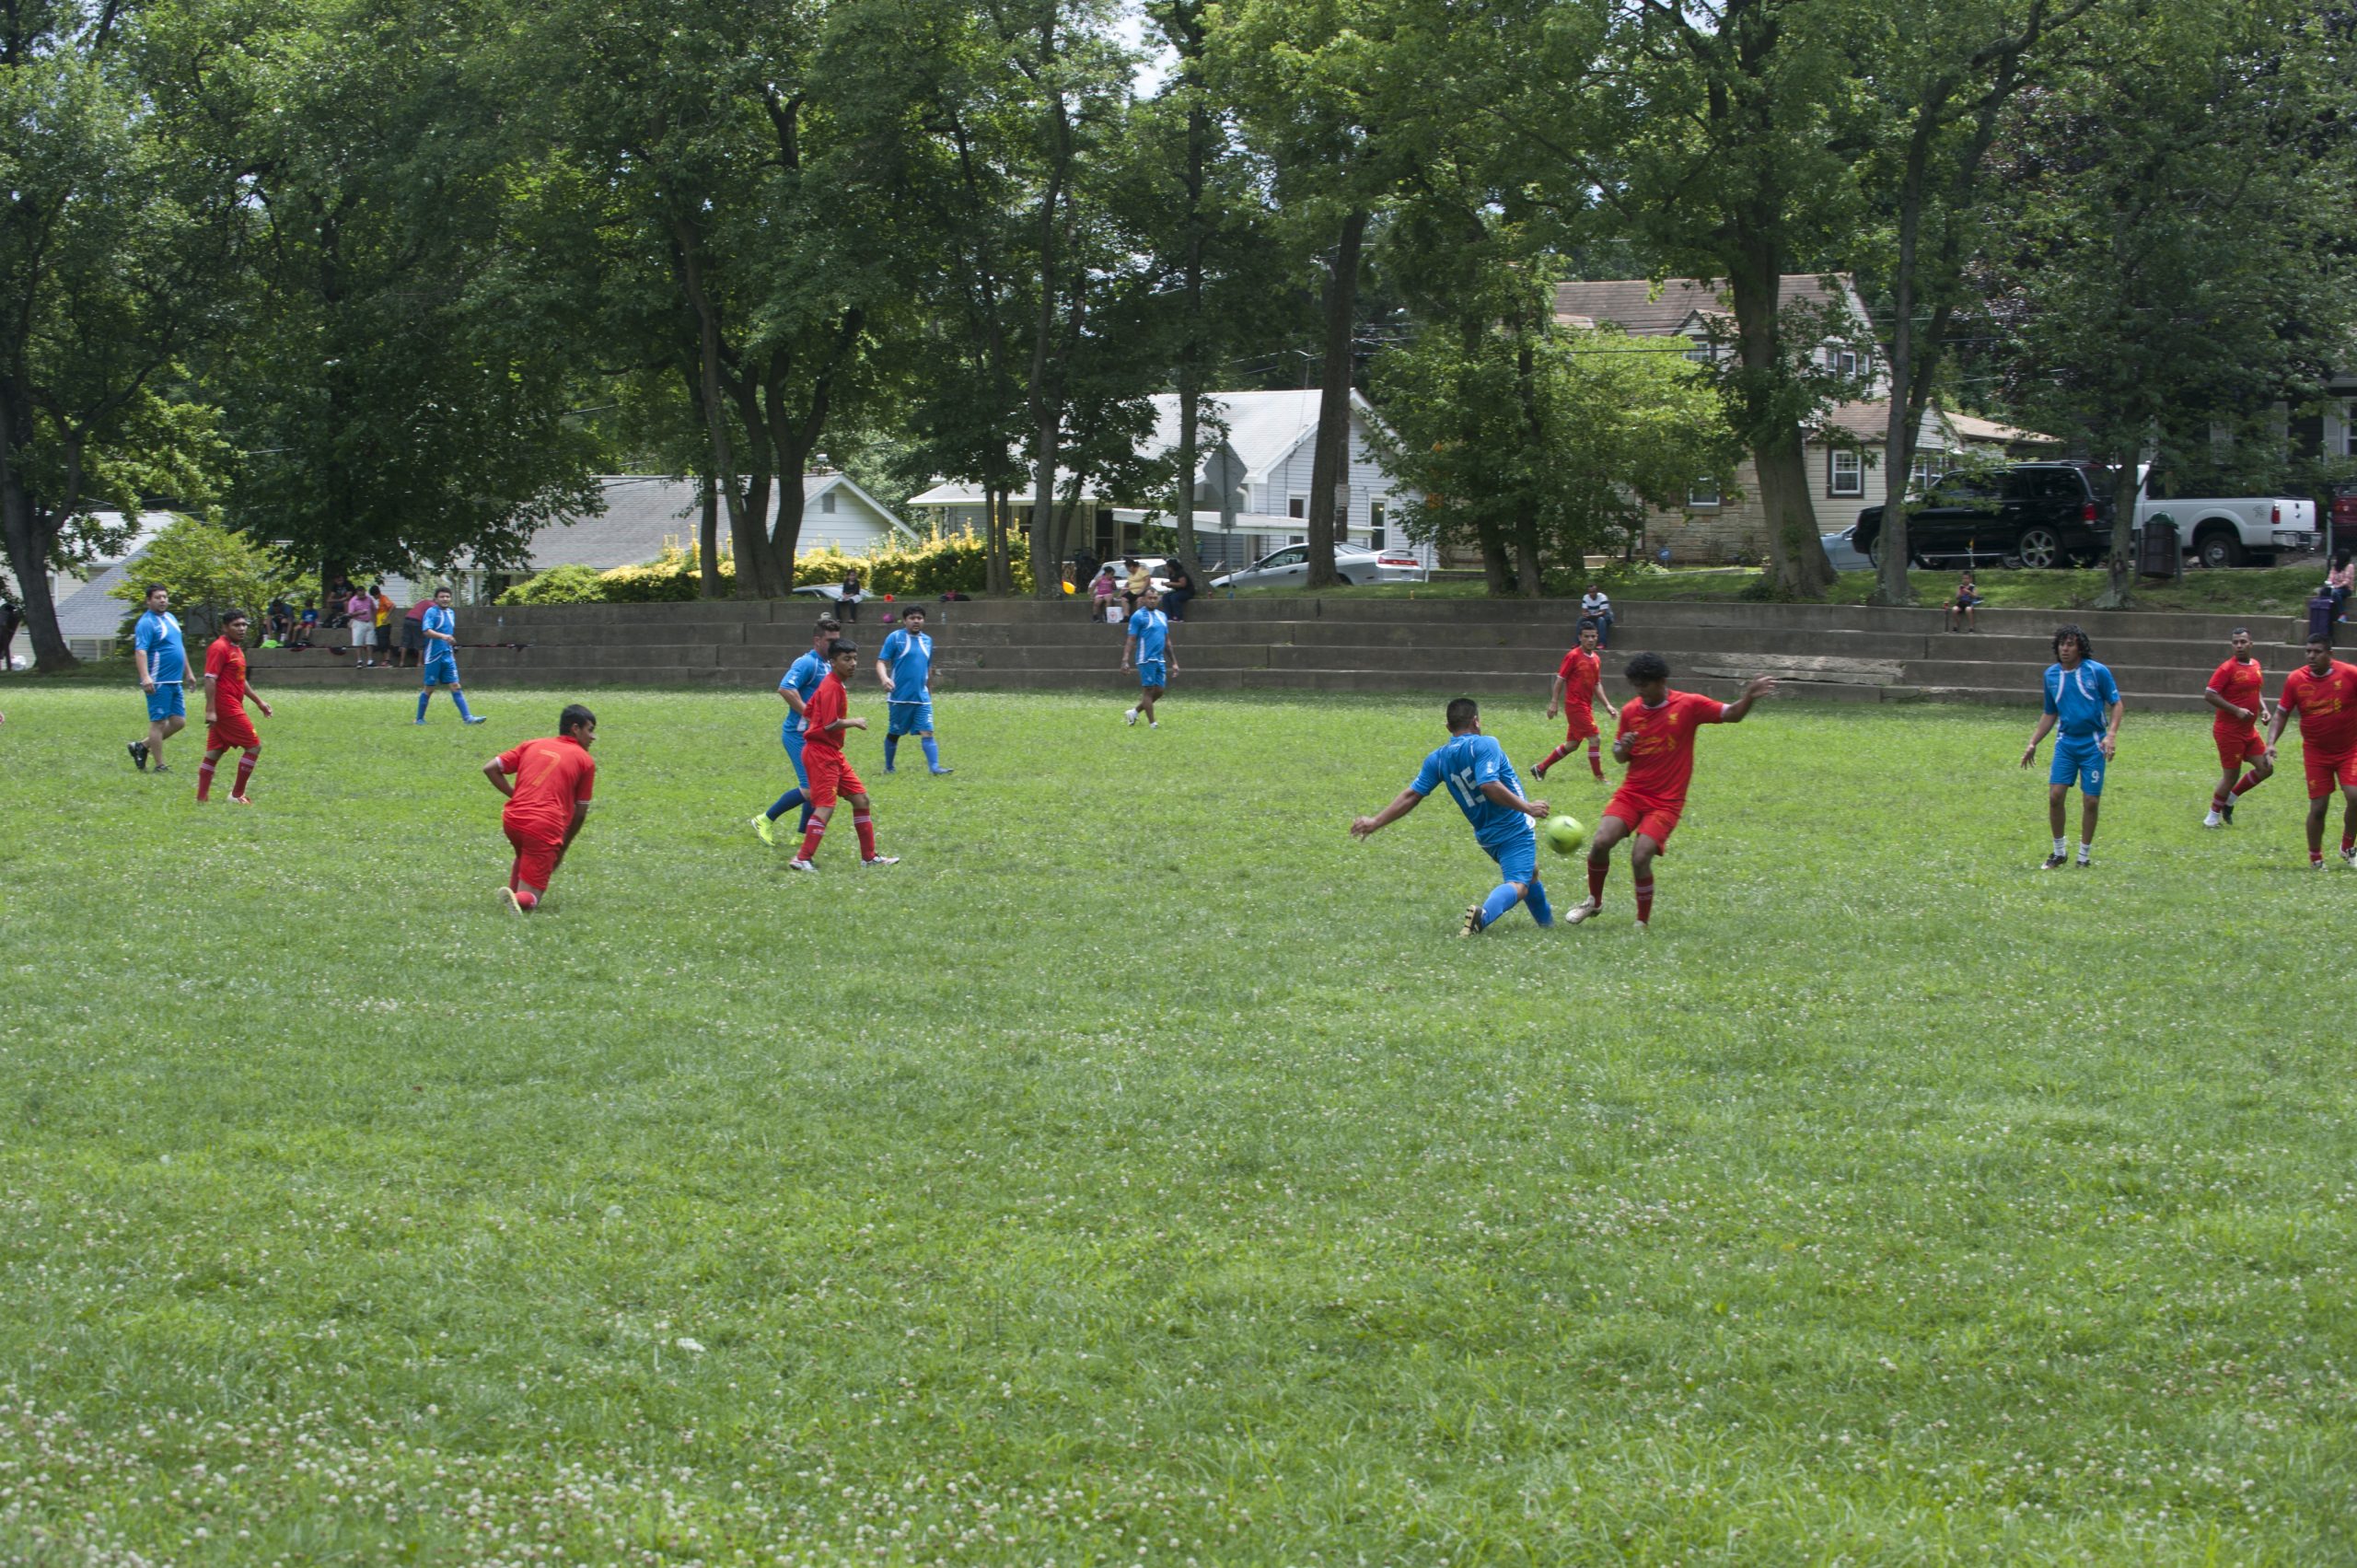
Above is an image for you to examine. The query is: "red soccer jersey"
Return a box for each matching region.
[1615,689,1728,805]
[2280,659,2357,757]
[203,637,249,712]
[2206,656,2265,734]
[1557,646,1602,708]
[801,671,848,751]
[496,735,596,840]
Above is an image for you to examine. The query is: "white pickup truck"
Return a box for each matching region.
[2133,470,2320,569]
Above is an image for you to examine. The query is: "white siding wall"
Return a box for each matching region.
[1242,411,1433,567]
[798,491,905,553]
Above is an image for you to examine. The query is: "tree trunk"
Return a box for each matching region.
[2096,455,2141,609]
[1171,45,1210,588]
[1727,257,1834,598]
[0,405,78,671]
[1306,208,1367,591]
[698,471,722,597]
[1875,125,1934,608]
[1028,407,1062,598]
[1476,517,1514,596]
[1513,529,1544,598]
[672,220,760,599]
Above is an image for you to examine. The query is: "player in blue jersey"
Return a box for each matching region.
[1120,588,1170,727]
[751,614,840,844]
[877,607,951,774]
[414,587,485,725]
[2020,622,2123,869]
[1351,696,1556,936]
[128,584,189,772]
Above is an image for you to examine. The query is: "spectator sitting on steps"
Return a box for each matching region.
[1580,587,1614,647]
[1946,571,1984,633]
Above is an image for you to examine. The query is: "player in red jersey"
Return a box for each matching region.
[1565,652,1776,929]
[789,640,897,872]
[483,703,598,912]
[2264,634,2357,868]
[1535,620,1618,781]
[196,611,273,804]
[2201,627,2272,828]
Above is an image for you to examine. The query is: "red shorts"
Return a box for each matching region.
[2213,726,2265,770]
[1604,787,1684,848]
[206,711,258,751]
[2304,748,2357,798]
[505,819,565,890]
[804,748,865,808]
[1563,708,1599,743]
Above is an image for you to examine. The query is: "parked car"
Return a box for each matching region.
[1820,526,1874,572]
[1852,462,2112,570]
[2133,469,2319,568]
[1209,542,1429,590]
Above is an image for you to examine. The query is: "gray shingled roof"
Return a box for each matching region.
[1551,274,1850,336]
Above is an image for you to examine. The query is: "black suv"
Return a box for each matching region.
[1854,462,2112,570]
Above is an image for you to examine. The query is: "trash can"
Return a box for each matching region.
[2138,512,2180,579]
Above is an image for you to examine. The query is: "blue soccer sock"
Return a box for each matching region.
[922,737,943,771]
[1480,882,1522,929]
[883,735,900,772]
[766,788,805,821]
[1525,878,1553,928]
[415,690,432,722]
[453,690,475,721]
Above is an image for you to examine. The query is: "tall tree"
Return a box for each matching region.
[0,0,241,669]
[1984,0,2356,606]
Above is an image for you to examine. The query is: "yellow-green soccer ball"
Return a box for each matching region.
[1544,814,1587,855]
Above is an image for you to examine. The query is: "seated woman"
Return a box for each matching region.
[1945,571,1984,632]
[2327,551,2352,622]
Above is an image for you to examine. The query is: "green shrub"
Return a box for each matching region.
[496,564,608,606]
[493,530,1027,605]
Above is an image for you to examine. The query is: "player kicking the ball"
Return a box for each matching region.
[484,703,597,912]
[1566,654,1776,929]
[1351,696,1554,936]
[2264,634,2357,869]
[789,640,898,872]
[877,606,951,774]
[197,611,273,804]
[1535,620,1617,781]
[2020,623,2121,869]
[2201,627,2271,827]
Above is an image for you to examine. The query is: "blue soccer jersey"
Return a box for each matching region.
[2043,659,2119,738]
[879,629,933,702]
[1412,734,1536,854]
[779,648,829,735]
[134,610,186,684]
[1128,607,1168,663]
[422,605,456,652]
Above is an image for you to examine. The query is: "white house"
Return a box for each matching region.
[906,389,1429,571]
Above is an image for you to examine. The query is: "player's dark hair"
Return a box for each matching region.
[222,610,249,625]
[2231,626,2249,638]
[901,606,924,619]
[144,582,168,598]
[434,586,452,597]
[2052,624,2092,659]
[1624,651,1670,683]
[560,703,596,736]
[1445,696,1480,732]
[1576,618,1599,638]
[815,615,841,634]
[827,638,858,658]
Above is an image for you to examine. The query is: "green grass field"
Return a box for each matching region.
[2,684,2353,1565]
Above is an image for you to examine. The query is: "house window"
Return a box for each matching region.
[1829,448,1864,497]
[819,491,836,515]
[1287,494,1306,520]
[1685,336,1713,363]
[2345,401,2356,458]
[1369,499,1387,551]
[1910,451,1942,493]
[1687,475,1721,507]
[1830,346,1861,377]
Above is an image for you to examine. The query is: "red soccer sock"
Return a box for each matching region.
[233,748,258,798]
[195,760,215,801]
[1538,744,1572,776]
[2232,770,2266,796]
[2210,793,2227,812]
[1587,738,1604,779]
[853,811,877,860]
[797,819,828,861]
[1634,876,1655,925]
[1586,859,1608,905]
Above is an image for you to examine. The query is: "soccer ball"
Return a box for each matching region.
[1544,814,1587,855]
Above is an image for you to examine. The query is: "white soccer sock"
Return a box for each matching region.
[2078,841,2093,859]
[2052,837,2065,855]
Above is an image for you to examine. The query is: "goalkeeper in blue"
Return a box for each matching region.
[1350,696,1555,936]
[876,607,951,775]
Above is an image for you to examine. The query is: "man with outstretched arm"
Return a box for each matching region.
[1351,696,1554,937]
[2265,633,2357,869]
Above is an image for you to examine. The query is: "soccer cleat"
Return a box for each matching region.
[2040,853,2068,870]
[1563,899,1602,925]
[1123,708,1138,726]
[750,813,775,847]
[228,795,253,807]
[929,766,954,775]
[501,888,525,915]
[861,855,900,867]
[2222,802,2235,825]
[2075,856,2092,868]
[1457,902,1486,937]
[129,739,148,771]
[2201,810,2223,829]
[149,763,170,774]
[786,857,819,874]
[462,715,488,726]
[1531,759,1550,780]
[413,718,427,726]
[2341,847,2357,869]
[1149,720,1159,729]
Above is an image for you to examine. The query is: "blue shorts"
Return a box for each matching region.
[422,657,459,687]
[1138,659,1167,690]
[1486,831,1539,888]
[780,726,810,787]
[887,700,935,737]
[145,684,185,723]
[2050,733,2107,796]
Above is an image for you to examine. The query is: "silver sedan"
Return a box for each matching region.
[1210,542,1428,590]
